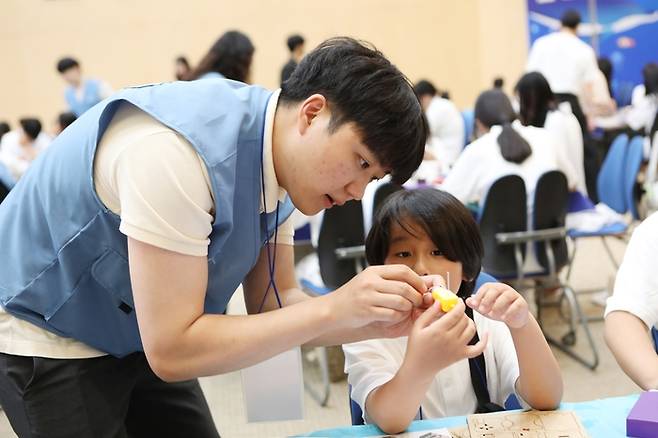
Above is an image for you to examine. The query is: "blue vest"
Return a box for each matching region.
[0,79,295,357]
[65,78,103,116]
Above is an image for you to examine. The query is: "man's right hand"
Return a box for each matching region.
[326,265,426,330]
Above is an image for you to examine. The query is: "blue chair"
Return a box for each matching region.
[624,136,644,220]
[349,271,502,426]
[462,109,474,147]
[566,134,630,281]
[597,133,629,214]
[653,327,658,354]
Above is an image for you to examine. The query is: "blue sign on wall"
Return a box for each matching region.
[528,0,658,105]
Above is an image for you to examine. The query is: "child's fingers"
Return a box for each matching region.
[489,292,517,317]
[464,331,489,358]
[474,285,506,314]
[415,300,444,328]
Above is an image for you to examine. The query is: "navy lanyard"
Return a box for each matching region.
[256,100,282,313]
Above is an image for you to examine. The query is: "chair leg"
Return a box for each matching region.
[565,238,579,282]
[543,285,600,370]
[303,346,331,406]
[600,236,620,271]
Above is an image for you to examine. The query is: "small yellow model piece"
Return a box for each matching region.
[431,286,459,312]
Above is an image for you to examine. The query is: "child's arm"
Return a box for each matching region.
[605,310,658,390]
[365,299,488,434]
[467,283,563,410]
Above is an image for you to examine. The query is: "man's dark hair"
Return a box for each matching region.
[58,112,77,132]
[19,118,42,141]
[187,30,254,82]
[56,57,79,73]
[287,34,305,52]
[366,188,483,298]
[414,80,437,99]
[0,121,9,141]
[281,37,427,185]
[493,77,504,89]
[516,71,556,128]
[561,9,581,29]
[475,90,532,164]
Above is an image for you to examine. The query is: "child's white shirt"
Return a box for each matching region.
[343,311,527,423]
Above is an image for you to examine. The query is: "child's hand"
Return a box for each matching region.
[403,299,488,381]
[466,283,529,329]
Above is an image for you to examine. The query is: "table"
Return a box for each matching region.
[301,394,639,437]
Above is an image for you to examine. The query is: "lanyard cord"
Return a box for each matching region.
[256,134,282,313]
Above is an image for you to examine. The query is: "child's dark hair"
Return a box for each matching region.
[366,188,483,298]
[280,37,427,185]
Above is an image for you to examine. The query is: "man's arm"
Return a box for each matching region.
[129,237,343,381]
[129,238,424,382]
[605,311,658,390]
[242,243,426,346]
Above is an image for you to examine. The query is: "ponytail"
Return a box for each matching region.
[497,122,532,164]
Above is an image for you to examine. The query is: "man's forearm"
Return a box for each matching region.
[277,287,386,346]
[147,294,337,381]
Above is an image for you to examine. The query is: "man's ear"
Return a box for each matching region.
[297,94,327,134]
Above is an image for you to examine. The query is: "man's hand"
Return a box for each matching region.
[326,265,426,331]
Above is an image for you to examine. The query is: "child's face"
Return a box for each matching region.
[384,219,464,293]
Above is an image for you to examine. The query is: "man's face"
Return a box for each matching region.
[284,110,388,215]
[61,67,81,86]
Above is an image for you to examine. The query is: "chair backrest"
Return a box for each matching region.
[462,109,474,147]
[652,327,658,354]
[478,175,527,278]
[0,181,9,205]
[533,171,570,272]
[372,182,403,219]
[317,200,365,289]
[625,136,644,220]
[597,133,629,214]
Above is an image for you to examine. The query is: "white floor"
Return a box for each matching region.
[0,235,641,437]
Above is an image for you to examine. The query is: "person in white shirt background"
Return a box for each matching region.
[604,212,658,391]
[414,80,465,174]
[0,118,51,181]
[526,9,602,200]
[515,72,583,195]
[441,89,565,213]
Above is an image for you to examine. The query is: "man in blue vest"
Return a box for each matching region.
[0,38,429,437]
[56,57,113,117]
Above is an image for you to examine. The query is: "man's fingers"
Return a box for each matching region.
[375,264,426,294]
[368,290,414,312]
[376,279,423,307]
[421,274,446,290]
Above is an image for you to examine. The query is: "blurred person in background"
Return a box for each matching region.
[0,117,51,180]
[281,34,305,86]
[174,55,191,80]
[56,57,112,117]
[186,30,254,83]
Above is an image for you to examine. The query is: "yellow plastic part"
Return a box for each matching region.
[431,286,459,312]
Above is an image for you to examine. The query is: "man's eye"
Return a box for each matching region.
[395,252,411,258]
[432,250,444,256]
[360,158,370,169]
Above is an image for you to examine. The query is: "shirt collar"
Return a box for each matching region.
[260,89,287,213]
